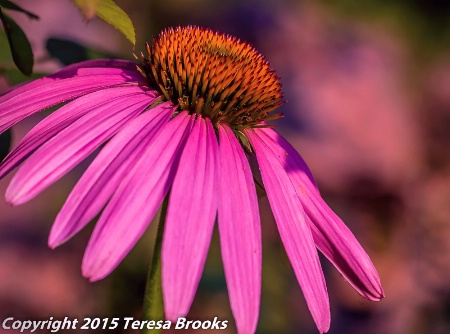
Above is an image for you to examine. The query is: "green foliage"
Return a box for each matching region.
[72,0,136,45]
[0,0,135,78]
[0,7,34,75]
[0,31,42,84]
[72,0,101,19]
[0,0,39,19]
[142,197,167,334]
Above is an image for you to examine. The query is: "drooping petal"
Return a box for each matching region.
[218,124,261,334]
[162,116,218,320]
[6,87,155,205]
[0,65,147,133]
[82,111,193,281]
[49,101,175,247]
[0,86,158,180]
[256,127,384,301]
[246,129,330,334]
[0,59,140,103]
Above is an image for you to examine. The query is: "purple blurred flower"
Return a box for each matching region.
[0,27,383,333]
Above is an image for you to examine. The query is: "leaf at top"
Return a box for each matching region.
[0,0,39,20]
[0,10,33,76]
[96,0,135,45]
[72,0,101,20]
[72,0,135,45]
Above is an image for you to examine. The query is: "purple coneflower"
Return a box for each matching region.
[0,26,383,333]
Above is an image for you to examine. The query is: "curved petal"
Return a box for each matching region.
[0,65,146,133]
[0,59,140,103]
[82,111,193,281]
[49,101,175,247]
[218,124,261,334]
[6,87,154,205]
[162,116,218,320]
[257,127,384,301]
[246,129,330,334]
[0,86,158,180]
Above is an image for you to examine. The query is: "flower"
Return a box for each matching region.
[0,26,383,333]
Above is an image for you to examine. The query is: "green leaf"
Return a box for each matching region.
[0,130,11,161]
[72,0,135,45]
[0,0,39,20]
[96,0,135,45]
[0,9,33,75]
[72,0,100,20]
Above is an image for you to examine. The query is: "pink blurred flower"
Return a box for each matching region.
[0,27,383,333]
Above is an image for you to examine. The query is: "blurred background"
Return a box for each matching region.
[1,0,450,333]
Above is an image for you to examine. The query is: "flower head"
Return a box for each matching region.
[0,26,383,333]
[140,27,283,129]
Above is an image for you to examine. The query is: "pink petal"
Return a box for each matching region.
[246,129,330,334]
[0,86,158,180]
[162,116,218,320]
[82,111,193,281]
[0,65,146,133]
[49,101,175,247]
[257,128,384,301]
[0,59,141,104]
[6,87,155,205]
[218,124,261,334]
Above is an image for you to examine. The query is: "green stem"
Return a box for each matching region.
[141,196,169,334]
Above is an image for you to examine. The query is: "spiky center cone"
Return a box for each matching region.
[140,26,284,130]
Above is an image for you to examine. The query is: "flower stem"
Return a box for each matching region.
[141,196,169,334]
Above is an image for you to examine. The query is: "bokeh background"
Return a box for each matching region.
[1,0,450,333]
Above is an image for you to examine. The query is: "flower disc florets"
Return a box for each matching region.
[140,26,284,130]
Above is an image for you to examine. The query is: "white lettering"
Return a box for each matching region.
[202,320,211,329]
[123,317,134,329]
[2,317,13,329]
[221,320,228,329]
[20,320,31,332]
[31,320,42,333]
[192,320,202,329]
[175,317,186,329]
